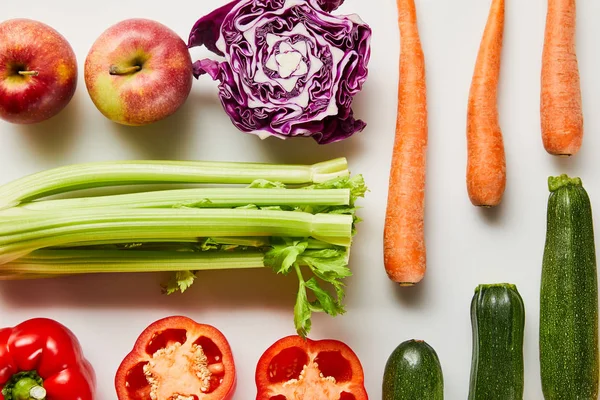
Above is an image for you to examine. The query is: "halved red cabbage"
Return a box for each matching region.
[189,0,372,144]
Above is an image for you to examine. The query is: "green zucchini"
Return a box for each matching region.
[382,339,443,400]
[468,283,525,400]
[540,174,599,399]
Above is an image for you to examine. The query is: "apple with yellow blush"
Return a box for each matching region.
[84,19,194,126]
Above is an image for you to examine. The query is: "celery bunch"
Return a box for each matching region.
[0,158,365,337]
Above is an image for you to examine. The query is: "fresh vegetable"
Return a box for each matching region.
[188,0,372,144]
[0,19,77,124]
[382,339,443,400]
[0,158,350,210]
[84,18,193,126]
[540,174,599,398]
[0,158,365,337]
[115,316,235,400]
[468,283,524,400]
[384,0,428,285]
[541,0,583,156]
[0,318,95,400]
[255,335,367,400]
[466,0,506,207]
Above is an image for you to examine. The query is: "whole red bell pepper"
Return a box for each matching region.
[255,335,368,400]
[0,318,95,400]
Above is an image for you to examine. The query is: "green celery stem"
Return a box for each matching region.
[0,209,352,264]
[1,241,343,276]
[11,377,45,400]
[3,250,266,275]
[0,158,349,210]
[0,273,57,280]
[15,188,350,211]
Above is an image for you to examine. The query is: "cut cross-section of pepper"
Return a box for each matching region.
[255,335,367,400]
[115,316,236,400]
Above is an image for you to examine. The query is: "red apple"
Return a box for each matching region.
[0,19,78,124]
[84,19,193,126]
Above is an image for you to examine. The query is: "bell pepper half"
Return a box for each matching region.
[255,335,367,400]
[0,318,96,400]
[115,316,236,400]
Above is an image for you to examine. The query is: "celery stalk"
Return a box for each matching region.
[0,158,366,338]
[4,250,266,274]
[0,208,352,236]
[0,209,353,263]
[0,273,58,280]
[0,158,349,209]
[48,237,272,249]
[14,188,350,211]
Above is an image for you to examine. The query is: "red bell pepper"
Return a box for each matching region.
[255,335,368,400]
[0,318,95,400]
[115,316,236,400]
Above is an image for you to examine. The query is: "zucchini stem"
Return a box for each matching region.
[548,174,582,192]
[474,282,517,292]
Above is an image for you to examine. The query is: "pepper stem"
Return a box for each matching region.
[0,371,47,400]
[29,386,46,400]
[9,376,46,400]
[109,65,142,75]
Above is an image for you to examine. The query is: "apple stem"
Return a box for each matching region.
[109,65,142,75]
[18,70,39,76]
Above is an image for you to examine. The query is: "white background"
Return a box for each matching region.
[1,0,600,398]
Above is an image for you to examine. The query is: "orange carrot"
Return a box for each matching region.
[541,0,583,156]
[383,0,428,285]
[466,0,506,207]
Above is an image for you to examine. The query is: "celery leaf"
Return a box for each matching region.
[264,240,308,274]
[235,204,258,210]
[162,271,197,295]
[300,248,350,315]
[199,238,220,251]
[303,174,367,205]
[299,249,351,278]
[247,179,286,189]
[305,277,345,316]
[294,277,311,338]
[173,198,214,208]
[348,174,368,204]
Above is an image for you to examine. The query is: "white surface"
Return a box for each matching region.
[1,0,600,398]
